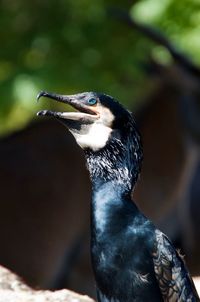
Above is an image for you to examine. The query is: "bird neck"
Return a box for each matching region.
[85,137,141,193]
[91,180,131,236]
[84,137,142,237]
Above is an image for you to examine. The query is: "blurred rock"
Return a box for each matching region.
[193,277,200,297]
[0,265,95,302]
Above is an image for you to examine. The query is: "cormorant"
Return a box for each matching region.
[37,91,199,302]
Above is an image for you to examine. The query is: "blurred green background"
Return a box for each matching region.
[1,0,200,135]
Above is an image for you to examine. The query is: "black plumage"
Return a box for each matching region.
[37,91,199,302]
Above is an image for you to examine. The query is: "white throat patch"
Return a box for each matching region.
[71,106,115,151]
[73,123,113,151]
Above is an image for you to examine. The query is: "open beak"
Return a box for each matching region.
[37,91,99,121]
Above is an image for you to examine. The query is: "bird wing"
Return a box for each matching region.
[152,229,199,301]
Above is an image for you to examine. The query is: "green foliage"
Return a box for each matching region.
[132,0,200,61]
[0,0,199,134]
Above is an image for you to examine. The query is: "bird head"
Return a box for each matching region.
[37,91,134,152]
[37,91,143,187]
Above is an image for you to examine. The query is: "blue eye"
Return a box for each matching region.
[88,98,97,105]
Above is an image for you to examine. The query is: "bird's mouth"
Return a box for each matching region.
[37,91,99,121]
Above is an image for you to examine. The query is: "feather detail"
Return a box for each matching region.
[153,230,199,301]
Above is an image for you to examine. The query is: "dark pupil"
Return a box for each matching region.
[88,98,96,105]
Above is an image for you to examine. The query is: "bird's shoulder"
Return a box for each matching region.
[152,229,199,301]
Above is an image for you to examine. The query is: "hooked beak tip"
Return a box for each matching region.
[37,110,47,116]
[36,91,48,102]
[36,90,70,103]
